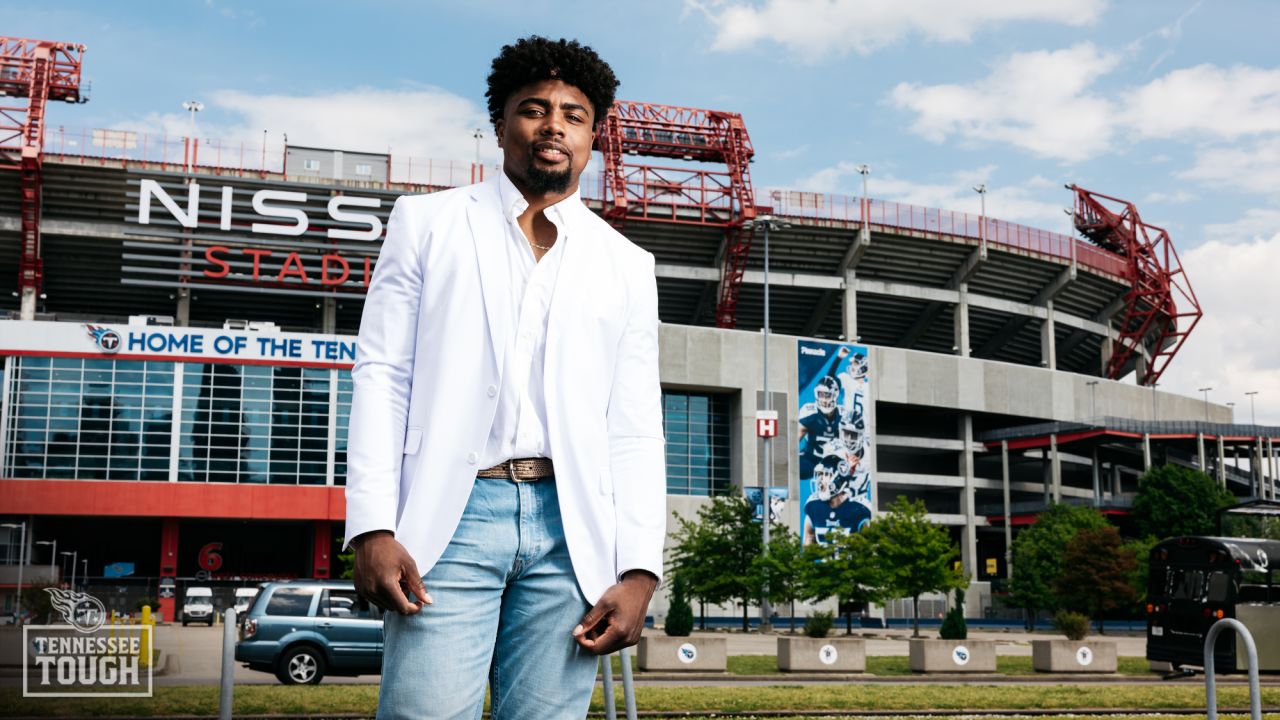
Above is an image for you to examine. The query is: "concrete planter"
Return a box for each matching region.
[1031,639,1117,673]
[777,636,865,672]
[636,635,727,672]
[908,638,996,673]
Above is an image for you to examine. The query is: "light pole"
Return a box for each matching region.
[34,539,56,570]
[856,164,870,240]
[1246,391,1259,425]
[1,522,26,622]
[1086,380,1099,421]
[181,100,204,140]
[473,128,484,166]
[61,550,77,590]
[753,213,788,632]
[973,184,988,251]
[1199,387,1213,422]
[81,559,88,589]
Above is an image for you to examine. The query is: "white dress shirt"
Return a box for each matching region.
[478,171,573,468]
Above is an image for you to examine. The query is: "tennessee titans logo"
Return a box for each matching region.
[83,324,122,353]
[45,588,107,633]
[952,645,970,665]
[677,642,698,664]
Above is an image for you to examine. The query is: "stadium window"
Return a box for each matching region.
[354,163,372,177]
[303,158,321,171]
[662,391,732,496]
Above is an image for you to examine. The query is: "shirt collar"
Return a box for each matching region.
[497,168,583,227]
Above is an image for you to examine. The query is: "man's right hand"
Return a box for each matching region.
[352,531,431,615]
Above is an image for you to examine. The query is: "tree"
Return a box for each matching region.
[1124,535,1160,608]
[860,497,965,637]
[1132,464,1236,540]
[805,528,883,634]
[1053,525,1138,633]
[668,493,763,631]
[1007,503,1107,630]
[664,573,695,636]
[750,527,807,631]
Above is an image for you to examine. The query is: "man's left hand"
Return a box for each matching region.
[572,570,658,655]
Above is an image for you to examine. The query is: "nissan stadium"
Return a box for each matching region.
[1,36,1277,625]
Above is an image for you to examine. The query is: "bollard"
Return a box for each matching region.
[619,646,637,720]
[139,605,152,669]
[219,608,236,720]
[1204,618,1261,720]
[599,655,617,720]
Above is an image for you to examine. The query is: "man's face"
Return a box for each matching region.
[496,79,595,197]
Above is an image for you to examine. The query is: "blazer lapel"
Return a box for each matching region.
[465,180,509,372]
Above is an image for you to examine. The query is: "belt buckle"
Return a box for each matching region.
[507,459,520,483]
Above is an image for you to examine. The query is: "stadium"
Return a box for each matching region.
[1,36,1277,625]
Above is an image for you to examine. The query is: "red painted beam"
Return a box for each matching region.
[0,478,346,521]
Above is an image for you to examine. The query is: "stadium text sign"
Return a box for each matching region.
[126,178,388,296]
[23,590,153,698]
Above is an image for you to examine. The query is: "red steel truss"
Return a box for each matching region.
[1069,185,1201,386]
[597,101,758,327]
[0,37,88,310]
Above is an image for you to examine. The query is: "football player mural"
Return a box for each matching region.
[797,340,873,545]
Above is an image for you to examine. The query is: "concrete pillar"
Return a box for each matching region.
[1270,438,1277,500]
[1040,301,1056,370]
[175,287,191,326]
[1091,448,1101,506]
[1255,437,1264,497]
[1100,336,1113,378]
[1142,433,1152,471]
[1001,440,1013,581]
[1041,449,1051,504]
[1134,353,1149,386]
[843,270,858,341]
[1197,432,1207,472]
[954,283,970,358]
[1217,436,1227,487]
[19,287,36,321]
[1050,434,1062,503]
[321,297,337,334]
[959,413,977,577]
[1111,464,1122,497]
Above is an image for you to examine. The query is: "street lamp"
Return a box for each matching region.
[0,522,26,622]
[1199,387,1213,422]
[81,559,88,588]
[473,128,484,166]
[1246,391,1259,425]
[181,100,204,139]
[973,184,988,251]
[856,164,870,241]
[61,550,77,590]
[34,539,56,568]
[1086,380,1099,422]
[750,213,789,632]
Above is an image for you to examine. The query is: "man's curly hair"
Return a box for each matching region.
[486,37,619,128]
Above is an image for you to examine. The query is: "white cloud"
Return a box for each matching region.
[112,86,496,164]
[887,43,1121,162]
[1178,137,1280,194]
[1159,232,1280,425]
[1202,207,1280,244]
[1123,64,1280,140]
[791,163,1069,228]
[692,0,1106,61]
[1143,189,1196,204]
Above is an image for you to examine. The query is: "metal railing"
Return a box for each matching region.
[1204,617,1261,720]
[41,125,1130,279]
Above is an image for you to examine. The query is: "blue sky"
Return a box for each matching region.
[9,0,1280,420]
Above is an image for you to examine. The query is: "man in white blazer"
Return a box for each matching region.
[344,37,666,718]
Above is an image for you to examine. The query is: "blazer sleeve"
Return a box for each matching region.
[344,195,423,548]
[607,250,667,584]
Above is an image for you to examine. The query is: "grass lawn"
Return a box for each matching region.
[4,683,1278,717]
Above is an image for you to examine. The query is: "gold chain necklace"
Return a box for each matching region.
[528,236,555,251]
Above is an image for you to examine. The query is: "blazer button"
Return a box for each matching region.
[466,452,478,464]
[486,384,497,397]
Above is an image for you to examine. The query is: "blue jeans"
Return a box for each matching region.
[377,477,599,719]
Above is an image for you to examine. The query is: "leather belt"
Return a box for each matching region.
[476,457,555,482]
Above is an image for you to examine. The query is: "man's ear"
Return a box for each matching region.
[494,119,505,148]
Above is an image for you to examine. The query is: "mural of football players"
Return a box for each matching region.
[797,375,841,480]
[803,454,872,545]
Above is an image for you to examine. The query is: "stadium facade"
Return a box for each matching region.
[1,122,1278,625]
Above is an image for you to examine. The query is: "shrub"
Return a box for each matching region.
[135,598,159,614]
[1053,610,1090,641]
[939,587,967,640]
[804,610,834,638]
[664,574,694,637]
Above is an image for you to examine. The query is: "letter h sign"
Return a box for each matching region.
[756,410,778,438]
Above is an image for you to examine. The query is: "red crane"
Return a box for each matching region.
[596,101,759,327]
[0,37,88,317]
[1069,185,1201,386]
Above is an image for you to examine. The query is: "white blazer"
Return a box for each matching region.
[344,176,667,604]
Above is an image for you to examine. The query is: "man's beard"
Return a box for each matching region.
[525,161,572,195]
